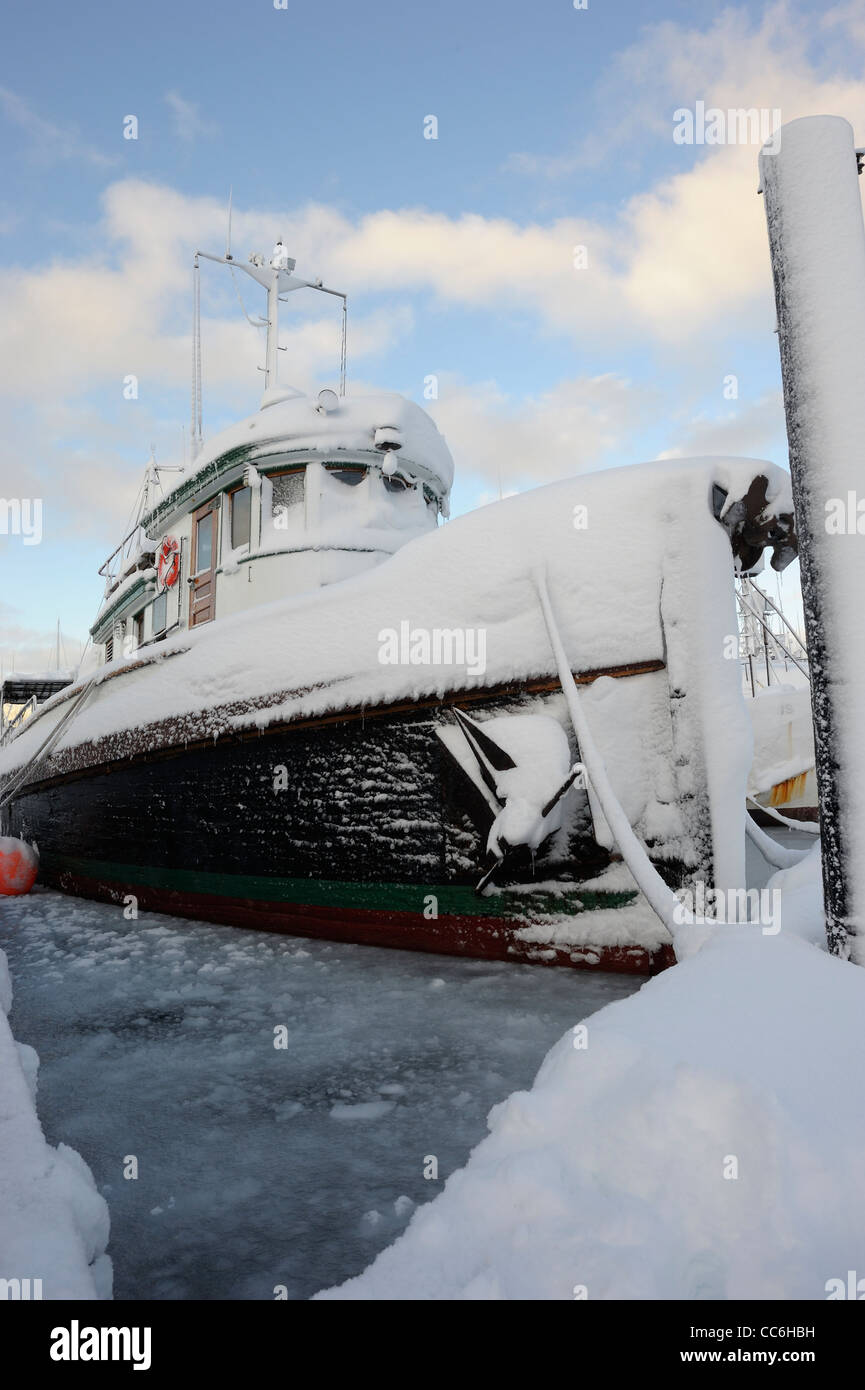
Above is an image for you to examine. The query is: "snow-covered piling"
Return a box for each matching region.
[759,116,865,963]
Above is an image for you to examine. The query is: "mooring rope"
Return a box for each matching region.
[533,567,692,943]
[0,679,98,813]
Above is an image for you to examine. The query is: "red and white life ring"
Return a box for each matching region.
[157,536,180,591]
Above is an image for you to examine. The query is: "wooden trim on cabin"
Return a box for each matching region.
[226,480,253,553]
[189,499,218,628]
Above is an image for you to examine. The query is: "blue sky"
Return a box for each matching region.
[2,0,864,667]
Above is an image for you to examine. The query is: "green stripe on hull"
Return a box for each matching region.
[40,851,636,921]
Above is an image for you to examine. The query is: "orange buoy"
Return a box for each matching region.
[0,838,39,896]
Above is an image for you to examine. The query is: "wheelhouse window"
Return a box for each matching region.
[230,485,251,550]
[383,473,410,493]
[267,469,305,534]
[151,590,168,635]
[327,466,366,487]
[270,470,305,515]
[195,512,213,575]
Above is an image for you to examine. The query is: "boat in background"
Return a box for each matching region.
[737,576,817,822]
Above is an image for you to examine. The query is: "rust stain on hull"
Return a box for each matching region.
[770,771,809,806]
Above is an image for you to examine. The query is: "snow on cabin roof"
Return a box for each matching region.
[0,455,793,783]
[159,390,455,512]
[93,563,156,630]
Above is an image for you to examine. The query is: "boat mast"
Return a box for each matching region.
[265,271,280,390]
[192,222,348,458]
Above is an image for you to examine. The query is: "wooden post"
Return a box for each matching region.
[759,117,865,961]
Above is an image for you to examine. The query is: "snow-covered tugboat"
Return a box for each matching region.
[0,237,798,972]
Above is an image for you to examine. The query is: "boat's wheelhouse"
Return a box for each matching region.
[90,390,454,665]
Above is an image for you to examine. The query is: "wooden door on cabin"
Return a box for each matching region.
[190,500,218,627]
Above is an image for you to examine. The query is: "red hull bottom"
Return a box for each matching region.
[49,867,675,977]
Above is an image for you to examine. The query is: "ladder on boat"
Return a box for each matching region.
[737,576,809,693]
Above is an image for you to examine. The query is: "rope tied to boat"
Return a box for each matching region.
[0,678,98,813]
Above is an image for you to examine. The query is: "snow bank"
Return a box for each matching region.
[318,852,865,1300]
[763,842,826,948]
[0,946,111,1299]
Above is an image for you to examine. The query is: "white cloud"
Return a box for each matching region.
[507,2,865,175]
[655,392,786,460]
[6,2,863,431]
[823,1,865,48]
[0,401,161,543]
[0,602,83,676]
[0,166,773,425]
[429,372,656,494]
[2,0,863,566]
[505,4,865,337]
[165,91,216,144]
[0,86,116,167]
[0,183,413,404]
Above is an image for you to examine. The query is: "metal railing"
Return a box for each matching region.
[736,576,809,695]
[0,696,38,747]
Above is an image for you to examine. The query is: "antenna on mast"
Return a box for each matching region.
[195,217,348,403]
[191,254,203,457]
